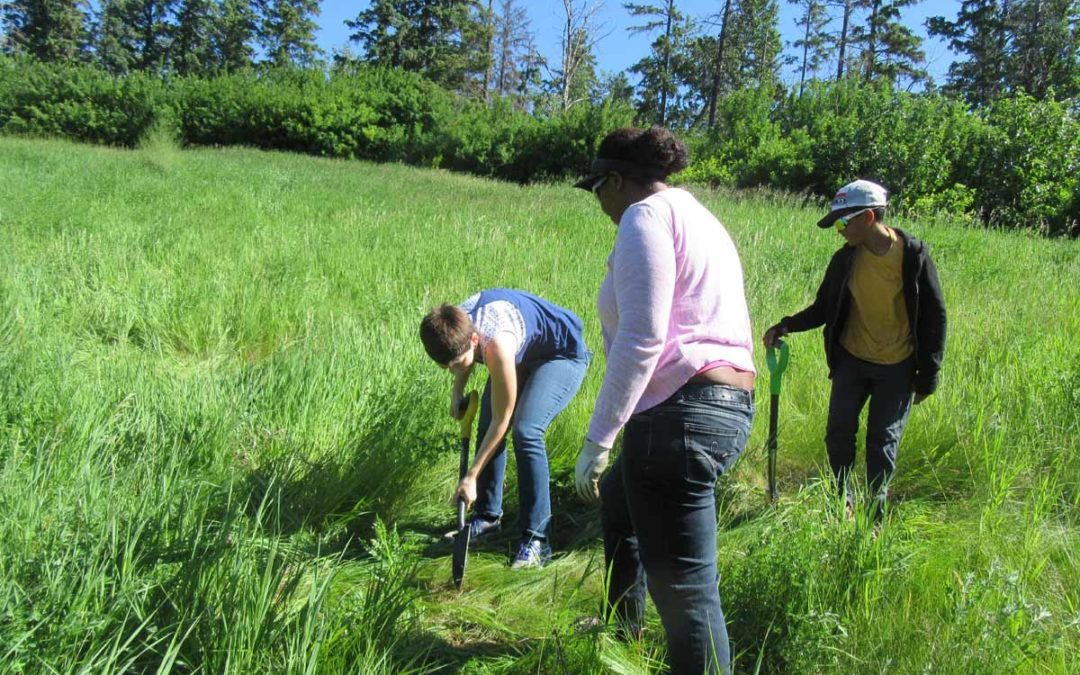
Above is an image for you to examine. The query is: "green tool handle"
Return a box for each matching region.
[765,340,790,396]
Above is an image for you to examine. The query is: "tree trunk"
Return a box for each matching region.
[866,0,880,80]
[799,0,814,95]
[483,0,494,101]
[836,0,851,80]
[996,0,1011,99]
[561,5,572,110]
[707,0,733,129]
[659,0,674,126]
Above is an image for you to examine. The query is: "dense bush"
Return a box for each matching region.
[174,67,452,162]
[961,93,1080,232]
[431,97,635,182]
[0,58,165,146]
[0,55,1076,234]
[688,79,1079,235]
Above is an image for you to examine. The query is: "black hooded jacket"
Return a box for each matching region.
[779,227,947,395]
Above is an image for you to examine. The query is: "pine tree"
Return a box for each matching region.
[91,0,174,73]
[853,0,926,86]
[134,0,177,72]
[929,0,1013,103]
[732,0,783,87]
[598,70,635,104]
[625,0,688,126]
[347,1,406,68]
[2,0,89,61]
[172,0,214,74]
[691,0,783,128]
[832,0,855,78]
[705,0,735,128]
[259,0,320,68]
[348,1,492,93]
[491,0,531,98]
[788,0,831,94]
[93,0,138,73]
[213,0,256,72]
[515,34,547,109]
[1008,0,1080,99]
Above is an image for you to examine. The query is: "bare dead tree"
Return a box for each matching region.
[558,0,608,110]
[493,0,531,96]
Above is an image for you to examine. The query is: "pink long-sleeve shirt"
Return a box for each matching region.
[586,188,755,448]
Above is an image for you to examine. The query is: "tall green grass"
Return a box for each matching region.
[0,136,1077,673]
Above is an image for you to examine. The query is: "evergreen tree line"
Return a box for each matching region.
[2,1,1077,119]
[0,0,321,74]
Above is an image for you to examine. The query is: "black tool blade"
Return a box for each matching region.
[452,499,470,588]
[767,392,779,501]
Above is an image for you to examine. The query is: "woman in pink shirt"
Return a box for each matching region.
[573,127,755,675]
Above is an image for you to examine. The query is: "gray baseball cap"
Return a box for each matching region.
[817,179,888,228]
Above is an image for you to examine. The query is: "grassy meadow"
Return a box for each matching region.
[0,135,1078,674]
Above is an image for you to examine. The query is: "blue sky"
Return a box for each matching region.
[315,1,963,87]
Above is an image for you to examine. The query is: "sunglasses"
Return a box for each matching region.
[835,208,870,232]
[590,174,609,195]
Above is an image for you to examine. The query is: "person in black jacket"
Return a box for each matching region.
[763,180,946,519]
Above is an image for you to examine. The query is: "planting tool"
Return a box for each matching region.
[766,339,790,502]
[452,390,480,589]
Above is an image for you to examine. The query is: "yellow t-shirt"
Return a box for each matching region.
[840,228,914,364]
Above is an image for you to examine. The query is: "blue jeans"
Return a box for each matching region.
[600,384,754,675]
[825,346,915,516]
[473,352,590,540]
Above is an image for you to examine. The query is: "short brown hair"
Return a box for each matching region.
[420,304,474,365]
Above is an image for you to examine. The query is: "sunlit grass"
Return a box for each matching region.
[0,136,1077,673]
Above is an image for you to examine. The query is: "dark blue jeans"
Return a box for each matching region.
[825,346,915,516]
[473,352,590,540]
[600,384,754,675]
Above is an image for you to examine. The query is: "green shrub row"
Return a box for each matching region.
[686,80,1080,234]
[0,57,634,186]
[1,57,1076,233]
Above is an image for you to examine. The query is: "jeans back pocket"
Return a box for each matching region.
[684,411,750,482]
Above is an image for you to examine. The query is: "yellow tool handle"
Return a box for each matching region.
[459,390,479,440]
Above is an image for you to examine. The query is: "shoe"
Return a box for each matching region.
[573,616,604,635]
[443,516,501,542]
[510,538,552,570]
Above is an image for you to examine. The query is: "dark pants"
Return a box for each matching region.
[473,352,590,540]
[600,384,753,675]
[825,346,915,516]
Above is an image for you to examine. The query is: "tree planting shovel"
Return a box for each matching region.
[766,340,790,503]
[452,390,480,589]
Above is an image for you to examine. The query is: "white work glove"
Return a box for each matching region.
[575,440,611,503]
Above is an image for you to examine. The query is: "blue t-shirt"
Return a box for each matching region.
[459,288,587,366]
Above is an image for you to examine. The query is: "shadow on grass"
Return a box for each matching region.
[398,631,534,674]
[240,390,460,539]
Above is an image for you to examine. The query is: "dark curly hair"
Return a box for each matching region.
[595,127,690,180]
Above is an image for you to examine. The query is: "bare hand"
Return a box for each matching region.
[763,323,789,348]
[449,395,464,419]
[455,474,477,507]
